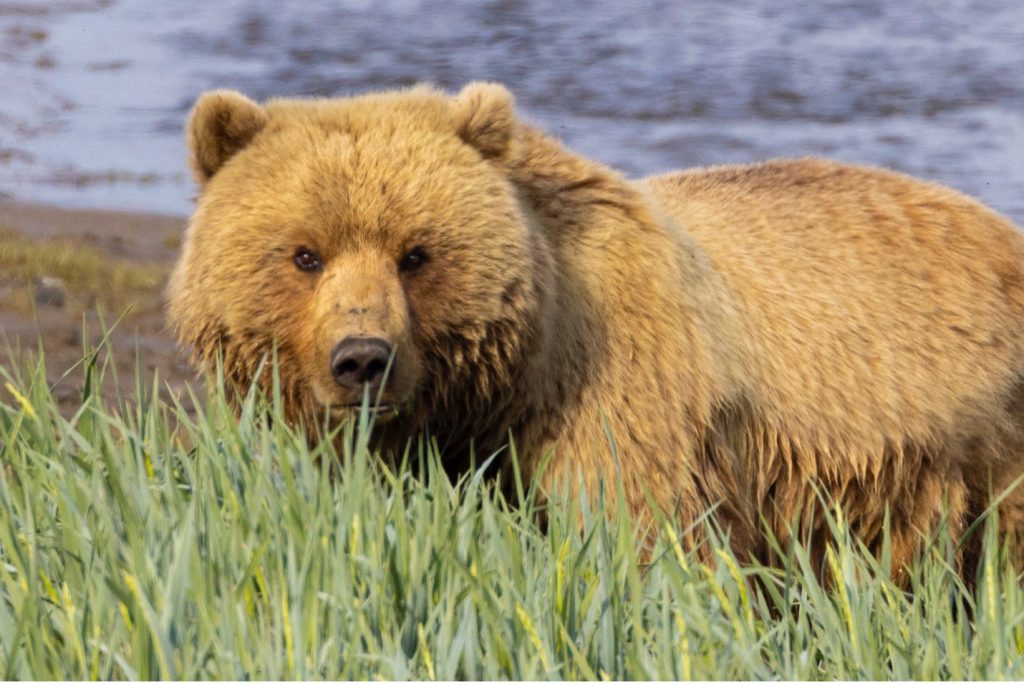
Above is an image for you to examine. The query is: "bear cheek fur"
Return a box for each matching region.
[410,212,551,442]
[173,237,315,411]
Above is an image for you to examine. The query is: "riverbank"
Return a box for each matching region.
[0,199,193,413]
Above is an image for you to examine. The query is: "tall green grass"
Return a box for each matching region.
[2,345,1024,679]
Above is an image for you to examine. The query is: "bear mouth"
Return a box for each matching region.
[329,402,398,422]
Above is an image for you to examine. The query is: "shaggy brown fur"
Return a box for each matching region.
[169,83,1024,575]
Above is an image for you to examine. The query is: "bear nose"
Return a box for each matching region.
[330,336,393,391]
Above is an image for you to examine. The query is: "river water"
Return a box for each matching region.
[2,0,1023,223]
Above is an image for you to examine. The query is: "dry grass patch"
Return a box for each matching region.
[0,225,168,315]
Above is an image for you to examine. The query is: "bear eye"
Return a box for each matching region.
[399,246,429,273]
[293,247,323,273]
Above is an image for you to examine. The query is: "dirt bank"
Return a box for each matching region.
[0,199,196,413]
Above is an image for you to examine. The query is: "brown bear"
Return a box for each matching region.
[169,82,1024,574]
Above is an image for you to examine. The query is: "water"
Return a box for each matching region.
[2,0,1023,223]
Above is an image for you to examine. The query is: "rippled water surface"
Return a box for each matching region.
[2,0,1023,222]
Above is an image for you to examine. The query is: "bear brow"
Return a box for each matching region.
[257,245,292,267]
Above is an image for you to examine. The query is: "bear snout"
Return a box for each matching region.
[329,336,394,395]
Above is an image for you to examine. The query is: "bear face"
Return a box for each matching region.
[169,84,549,437]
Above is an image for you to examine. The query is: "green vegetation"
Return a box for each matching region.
[1,347,1024,679]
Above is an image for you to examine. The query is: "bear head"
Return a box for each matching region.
[168,83,552,445]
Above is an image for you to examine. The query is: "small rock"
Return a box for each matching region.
[35,276,66,308]
[63,328,81,347]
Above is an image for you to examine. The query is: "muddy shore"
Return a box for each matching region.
[0,199,195,413]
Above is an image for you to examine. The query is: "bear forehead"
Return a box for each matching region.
[262,88,457,140]
[233,138,488,233]
[223,97,491,205]
[198,120,508,251]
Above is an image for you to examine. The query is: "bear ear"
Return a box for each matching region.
[187,90,268,183]
[451,82,516,160]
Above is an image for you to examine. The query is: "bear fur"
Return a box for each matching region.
[169,83,1024,573]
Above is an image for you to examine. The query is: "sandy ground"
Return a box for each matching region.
[0,199,197,414]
